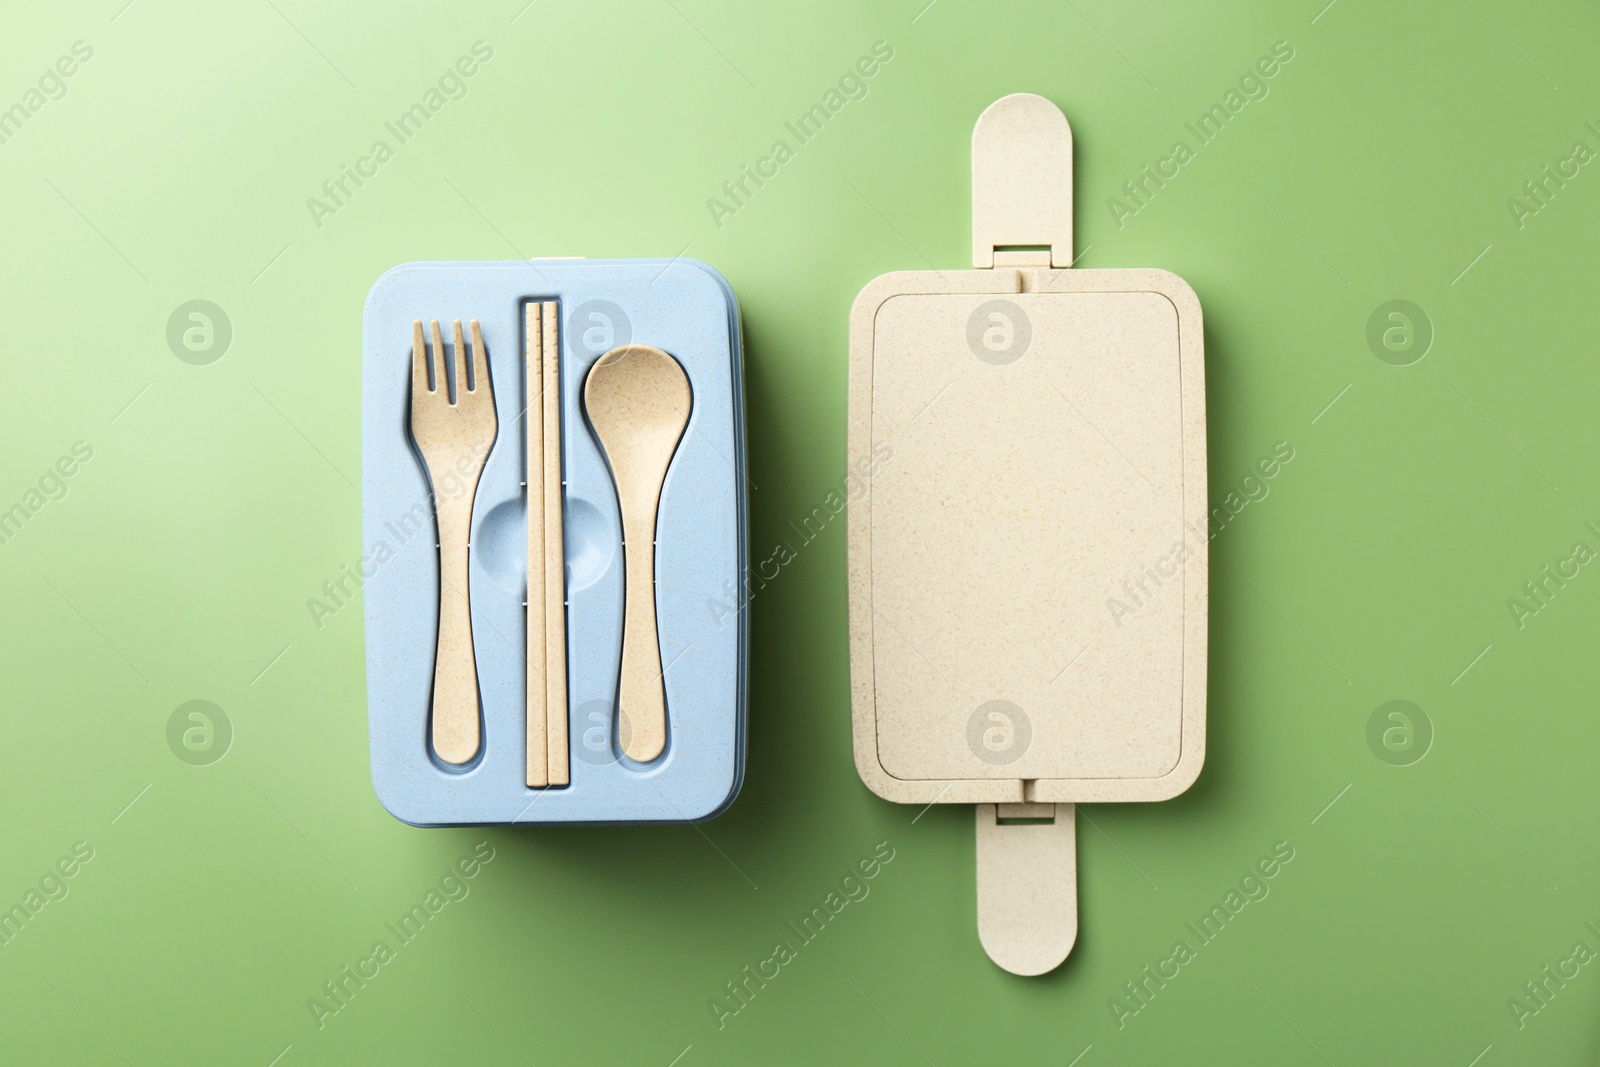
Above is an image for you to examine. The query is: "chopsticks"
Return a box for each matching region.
[526,301,569,787]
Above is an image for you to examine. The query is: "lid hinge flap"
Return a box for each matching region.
[971,94,1074,269]
[975,802,1077,976]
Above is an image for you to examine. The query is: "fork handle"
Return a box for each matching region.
[431,495,480,764]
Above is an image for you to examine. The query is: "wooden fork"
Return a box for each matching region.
[410,319,497,765]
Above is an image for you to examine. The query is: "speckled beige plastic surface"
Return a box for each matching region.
[540,303,569,786]
[977,803,1078,976]
[585,345,693,764]
[846,93,1207,974]
[410,318,497,767]
[971,90,1072,268]
[849,268,1207,803]
[525,301,569,788]
[525,302,548,787]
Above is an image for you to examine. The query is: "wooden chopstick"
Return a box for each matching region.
[525,302,548,788]
[541,302,569,786]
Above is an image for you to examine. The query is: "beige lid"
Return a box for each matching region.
[847,94,1207,975]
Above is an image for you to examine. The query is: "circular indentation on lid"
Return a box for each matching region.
[564,497,614,594]
[474,498,526,593]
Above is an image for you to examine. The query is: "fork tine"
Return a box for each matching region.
[468,320,487,394]
[412,320,430,396]
[451,319,468,405]
[430,320,445,401]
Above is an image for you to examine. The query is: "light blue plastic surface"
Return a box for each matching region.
[362,259,747,825]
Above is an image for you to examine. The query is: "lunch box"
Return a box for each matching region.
[362,258,747,825]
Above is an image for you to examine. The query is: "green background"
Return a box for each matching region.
[1,0,1596,1062]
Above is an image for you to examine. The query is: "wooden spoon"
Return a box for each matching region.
[583,345,691,763]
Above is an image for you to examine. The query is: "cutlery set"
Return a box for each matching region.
[365,260,747,825]
[405,307,698,781]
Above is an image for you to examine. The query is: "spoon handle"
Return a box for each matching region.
[618,492,667,762]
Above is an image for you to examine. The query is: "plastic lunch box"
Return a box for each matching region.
[362,258,747,825]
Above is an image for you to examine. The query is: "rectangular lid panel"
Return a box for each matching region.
[869,290,1188,782]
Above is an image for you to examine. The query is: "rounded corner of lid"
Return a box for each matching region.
[1152,745,1205,800]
